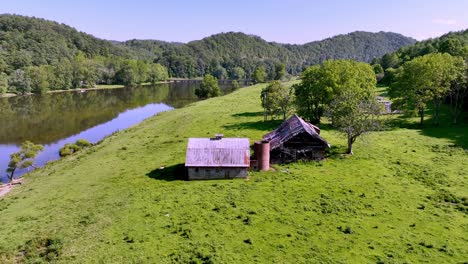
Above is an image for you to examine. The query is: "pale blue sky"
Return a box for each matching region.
[1,0,467,43]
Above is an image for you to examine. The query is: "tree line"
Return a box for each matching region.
[124,31,415,80]
[0,15,168,95]
[371,29,468,125]
[260,51,467,154]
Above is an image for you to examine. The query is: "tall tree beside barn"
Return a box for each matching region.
[261,81,293,120]
[324,60,382,154]
[293,65,333,124]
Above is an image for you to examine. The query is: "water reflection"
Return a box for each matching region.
[0,81,242,183]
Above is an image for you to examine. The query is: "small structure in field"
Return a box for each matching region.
[262,114,330,163]
[185,135,250,180]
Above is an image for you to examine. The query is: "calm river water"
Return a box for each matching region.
[0,81,243,183]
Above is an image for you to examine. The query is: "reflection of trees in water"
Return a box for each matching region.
[0,85,170,144]
[0,81,241,145]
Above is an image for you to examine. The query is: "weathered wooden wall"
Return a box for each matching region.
[187,167,248,180]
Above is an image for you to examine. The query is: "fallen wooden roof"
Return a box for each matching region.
[263,114,330,150]
[185,138,250,167]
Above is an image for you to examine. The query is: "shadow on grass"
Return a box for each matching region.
[387,112,468,149]
[222,120,283,131]
[419,124,468,149]
[146,163,187,181]
[232,111,264,118]
[386,115,422,130]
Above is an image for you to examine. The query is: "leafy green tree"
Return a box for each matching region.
[329,89,382,155]
[148,63,169,84]
[213,66,228,80]
[373,64,385,82]
[293,65,332,123]
[232,80,240,90]
[195,74,221,98]
[380,67,400,86]
[439,38,464,56]
[373,64,384,74]
[230,67,245,80]
[261,81,293,120]
[253,66,267,84]
[136,60,149,84]
[6,141,44,183]
[50,60,73,90]
[389,53,465,125]
[9,69,31,95]
[448,68,468,124]
[115,60,138,87]
[381,53,400,69]
[0,72,8,94]
[26,66,52,94]
[274,63,287,80]
[324,60,381,154]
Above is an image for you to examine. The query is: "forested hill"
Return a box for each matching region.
[122,31,416,78]
[0,14,415,85]
[374,29,468,70]
[0,14,134,69]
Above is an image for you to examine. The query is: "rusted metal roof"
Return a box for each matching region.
[185,138,250,167]
[263,114,330,150]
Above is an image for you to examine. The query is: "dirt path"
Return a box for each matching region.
[0,184,12,198]
[0,180,21,198]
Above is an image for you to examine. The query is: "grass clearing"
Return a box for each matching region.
[0,82,467,263]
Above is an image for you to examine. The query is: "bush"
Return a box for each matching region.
[59,139,92,157]
[59,144,73,157]
[75,139,92,148]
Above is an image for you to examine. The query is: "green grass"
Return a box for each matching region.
[94,84,126,89]
[0,82,467,263]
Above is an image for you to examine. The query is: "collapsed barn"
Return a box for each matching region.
[262,114,330,163]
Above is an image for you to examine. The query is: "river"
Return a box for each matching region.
[0,80,244,183]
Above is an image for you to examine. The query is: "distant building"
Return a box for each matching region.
[377,96,393,113]
[185,135,250,180]
[262,114,330,163]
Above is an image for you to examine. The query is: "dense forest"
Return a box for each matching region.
[373,29,468,83]
[373,30,468,121]
[0,14,416,95]
[121,31,416,78]
[0,14,168,94]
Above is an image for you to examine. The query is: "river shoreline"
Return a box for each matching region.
[0,80,174,99]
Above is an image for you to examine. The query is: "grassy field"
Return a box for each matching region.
[0,82,467,263]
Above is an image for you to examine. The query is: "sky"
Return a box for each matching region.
[1,0,467,44]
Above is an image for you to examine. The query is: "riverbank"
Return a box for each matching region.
[0,184,12,197]
[0,180,22,198]
[0,81,173,98]
[0,81,466,263]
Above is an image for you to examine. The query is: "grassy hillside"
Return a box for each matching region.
[0,82,467,263]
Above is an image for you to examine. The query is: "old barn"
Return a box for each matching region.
[263,114,330,163]
[185,136,250,180]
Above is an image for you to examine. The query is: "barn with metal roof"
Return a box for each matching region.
[263,114,330,163]
[185,135,250,180]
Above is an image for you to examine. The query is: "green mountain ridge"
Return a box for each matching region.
[122,31,417,77]
[375,29,468,70]
[0,14,416,79]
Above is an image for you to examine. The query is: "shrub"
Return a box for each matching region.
[59,139,92,157]
[75,139,92,148]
